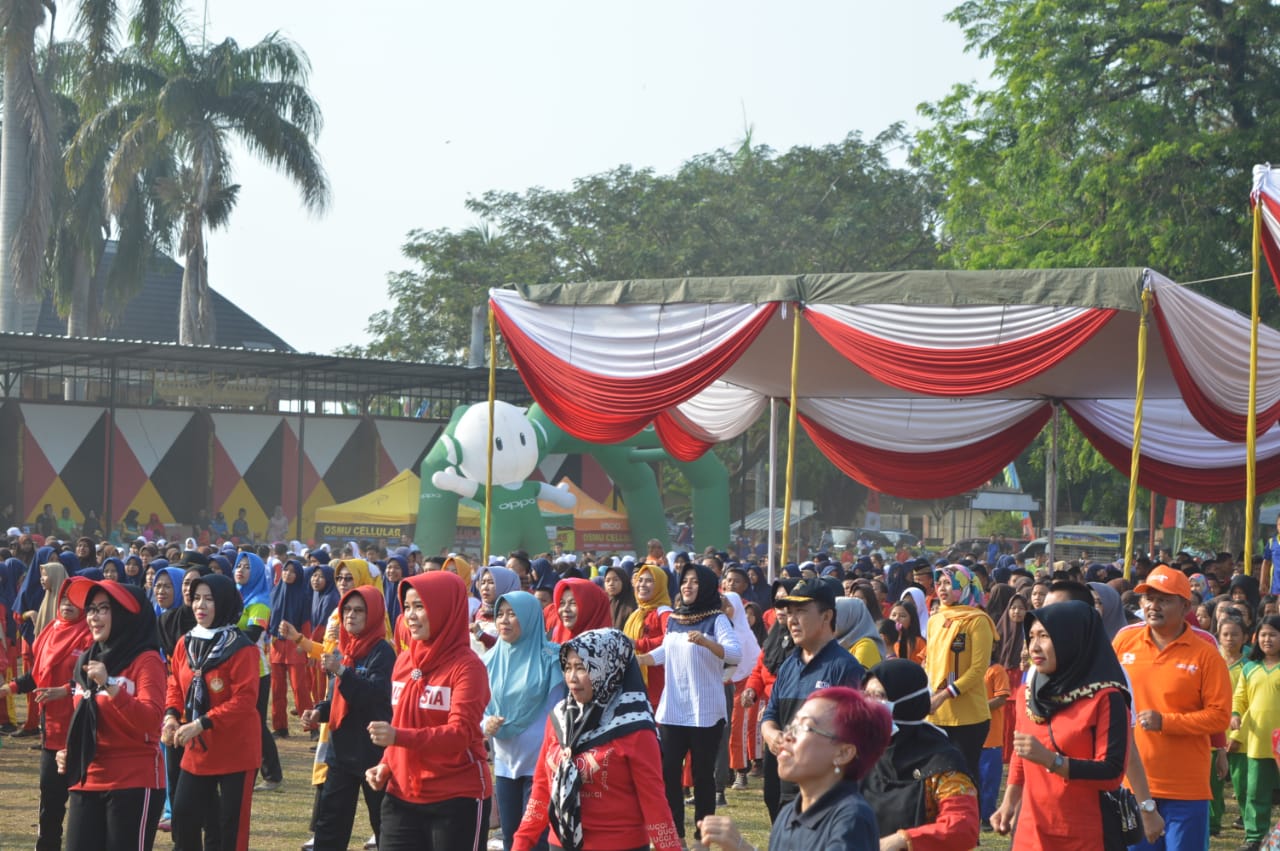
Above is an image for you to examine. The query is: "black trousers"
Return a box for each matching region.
[942,720,991,803]
[65,785,164,851]
[255,675,282,782]
[661,720,725,840]
[172,768,254,851]
[379,793,491,851]
[714,682,734,790]
[36,747,70,851]
[313,764,384,851]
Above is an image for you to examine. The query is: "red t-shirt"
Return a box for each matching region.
[166,640,262,776]
[69,651,166,791]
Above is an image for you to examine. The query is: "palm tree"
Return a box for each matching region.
[101,29,329,345]
[0,0,171,333]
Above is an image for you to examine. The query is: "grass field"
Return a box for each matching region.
[0,698,1259,850]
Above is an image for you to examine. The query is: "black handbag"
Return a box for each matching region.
[1046,715,1142,849]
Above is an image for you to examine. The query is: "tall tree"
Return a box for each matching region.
[0,0,171,333]
[99,29,328,344]
[356,128,940,523]
[358,127,940,364]
[914,0,1280,546]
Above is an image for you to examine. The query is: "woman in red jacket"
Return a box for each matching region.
[365,571,493,851]
[163,573,262,851]
[0,575,93,850]
[991,600,1130,850]
[59,579,168,851]
[513,627,679,851]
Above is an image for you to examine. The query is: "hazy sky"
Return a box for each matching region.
[195,1,991,353]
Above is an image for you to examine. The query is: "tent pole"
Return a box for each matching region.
[1047,404,1058,568]
[781,307,802,572]
[1123,288,1152,580]
[1247,201,1263,575]
[767,398,777,582]
[483,303,497,566]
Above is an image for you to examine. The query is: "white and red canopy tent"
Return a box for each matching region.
[491,268,1280,506]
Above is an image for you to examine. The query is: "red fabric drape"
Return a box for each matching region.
[798,405,1053,499]
[653,411,717,462]
[1151,298,1280,442]
[1065,403,1280,502]
[805,307,1117,396]
[492,299,777,443]
[1256,193,1280,298]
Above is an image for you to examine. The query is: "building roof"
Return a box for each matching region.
[34,241,294,351]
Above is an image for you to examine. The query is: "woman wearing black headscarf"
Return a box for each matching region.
[991,601,1130,850]
[14,545,53,736]
[512,628,678,851]
[163,573,261,851]
[59,580,167,850]
[268,558,313,737]
[863,658,980,851]
[638,563,741,846]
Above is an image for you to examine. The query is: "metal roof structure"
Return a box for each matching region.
[0,332,529,415]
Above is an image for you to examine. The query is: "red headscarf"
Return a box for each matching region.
[398,572,471,677]
[32,576,93,686]
[548,578,611,643]
[329,585,387,731]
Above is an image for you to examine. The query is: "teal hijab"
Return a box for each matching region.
[483,590,562,738]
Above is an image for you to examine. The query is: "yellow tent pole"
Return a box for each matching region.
[1123,288,1152,580]
[1247,201,1262,574]
[483,303,497,566]
[781,306,802,563]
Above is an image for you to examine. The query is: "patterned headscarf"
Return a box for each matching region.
[549,628,655,851]
[935,563,985,608]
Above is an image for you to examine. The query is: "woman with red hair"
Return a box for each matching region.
[366,571,492,851]
[699,686,890,850]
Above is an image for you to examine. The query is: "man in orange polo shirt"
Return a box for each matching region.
[1113,565,1232,850]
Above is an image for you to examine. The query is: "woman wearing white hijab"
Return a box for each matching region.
[902,586,930,634]
[722,591,762,791]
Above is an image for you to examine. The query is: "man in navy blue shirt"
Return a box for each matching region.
[760,578,866,821]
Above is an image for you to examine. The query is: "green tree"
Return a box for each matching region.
[914,0,1280,547]
[357,127,940,364]
[97,28,328,344]
[0,0,172,333]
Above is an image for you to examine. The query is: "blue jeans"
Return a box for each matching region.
[494,775,546,851]
[978,746,1002,821]
[1129,798,1209,851]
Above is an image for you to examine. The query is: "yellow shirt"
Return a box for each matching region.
[849,637,883,671]
[1233,659,1280,759]
[925,605,995,726]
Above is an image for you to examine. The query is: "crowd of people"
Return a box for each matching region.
[0,525,1278,850]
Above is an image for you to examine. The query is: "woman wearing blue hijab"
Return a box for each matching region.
[233,551,283,788]
[483,590,563,851]
[13,546,52,736]
[268,558,313,737]
[0,557,24,731]
[149,566,186,618]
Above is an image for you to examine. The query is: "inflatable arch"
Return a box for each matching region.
[415,401,728,556]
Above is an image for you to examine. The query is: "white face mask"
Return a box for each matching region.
[872,684,933,736]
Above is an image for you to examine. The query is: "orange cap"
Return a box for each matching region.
[1134,565,1192,600]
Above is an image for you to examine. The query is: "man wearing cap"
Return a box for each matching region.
[1113,565,1231,850]
[758,577,865,822]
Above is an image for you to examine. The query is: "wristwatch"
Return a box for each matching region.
[1139,799,1157,813]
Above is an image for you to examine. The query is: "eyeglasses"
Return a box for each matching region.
[85,604,112,617]
[335,574,355,585]
[782,718,838,742]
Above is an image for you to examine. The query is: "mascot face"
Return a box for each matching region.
[453,401,541,485]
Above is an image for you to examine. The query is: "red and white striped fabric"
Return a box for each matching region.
[1253,165,1280,298]
[805,302,1117,396]
[1067,398,1280,502]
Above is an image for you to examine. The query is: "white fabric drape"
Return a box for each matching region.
[806,302,1102,349]
[490,290,773,378]
[665,381,767,442]
[1070,398,1280,466]
[798,397,1049,453]
[1148,273,1280,416]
